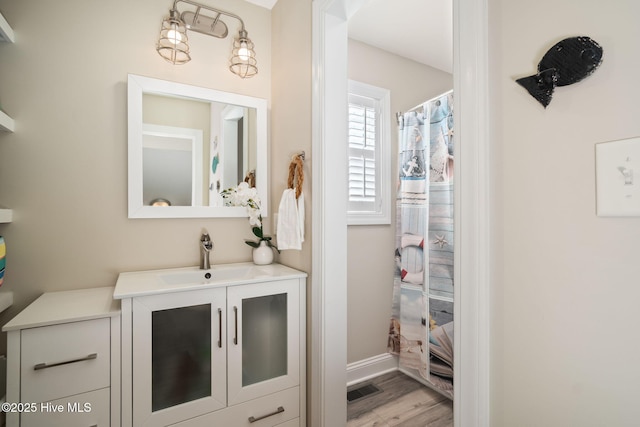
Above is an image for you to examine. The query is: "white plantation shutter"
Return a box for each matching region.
[348,97,377,204]
[347,81,391,225]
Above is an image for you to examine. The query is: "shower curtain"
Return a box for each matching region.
[388,91,454,398]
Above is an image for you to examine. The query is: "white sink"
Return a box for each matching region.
[113,262,307,299]
[159,266,254,285]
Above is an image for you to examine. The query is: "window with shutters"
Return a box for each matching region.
[347,80,391,225]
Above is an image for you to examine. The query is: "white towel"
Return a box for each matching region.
[277,189,305,250]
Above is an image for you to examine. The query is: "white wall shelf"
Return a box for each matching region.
[0,11,14,219]
[0,11,15,43]
[0,291,13,314]
[0,110,14,133]
[1,11,15,132]
[0,208,12,223]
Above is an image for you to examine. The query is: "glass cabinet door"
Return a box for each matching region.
[227,280,300,405]
[132,288,226,427]
[241,292,288,387]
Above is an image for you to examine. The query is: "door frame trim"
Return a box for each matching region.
[311,0,492,425]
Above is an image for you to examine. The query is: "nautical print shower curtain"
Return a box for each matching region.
[388,91,454,398]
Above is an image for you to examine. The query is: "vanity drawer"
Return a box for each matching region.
[171,386,300,427]
[20,387,110,427]
[20,318,111,403]
[274,419,300,427]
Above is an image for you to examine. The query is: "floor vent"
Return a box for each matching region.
[347,383,382,403]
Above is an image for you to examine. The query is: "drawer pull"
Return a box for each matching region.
[34,353,98,371]
[248,406,285,423]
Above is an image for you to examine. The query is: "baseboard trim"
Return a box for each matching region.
[346,353,398,386]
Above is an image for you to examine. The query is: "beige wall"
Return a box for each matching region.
[347,39,452,363]
[0,0,271,352]
[270,4,311,424]
[270,0,312,275]
[490,0,640,425]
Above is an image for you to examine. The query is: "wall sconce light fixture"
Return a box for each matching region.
[156,0,258,78]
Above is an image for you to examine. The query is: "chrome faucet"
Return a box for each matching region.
[200,232,213,270]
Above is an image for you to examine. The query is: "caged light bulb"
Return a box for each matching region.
[166,27,182,45]
[238,41,250,61]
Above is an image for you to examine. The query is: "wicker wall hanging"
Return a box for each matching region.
[287,152,304,199]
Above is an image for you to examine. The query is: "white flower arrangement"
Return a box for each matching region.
[221,182,279,253]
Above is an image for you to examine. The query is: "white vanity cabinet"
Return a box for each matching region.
[115,263,307,427]
[2,287,121,427]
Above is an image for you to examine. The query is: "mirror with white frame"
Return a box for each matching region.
[128,74,268,218]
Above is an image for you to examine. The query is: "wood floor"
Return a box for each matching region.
[347,371,453,427]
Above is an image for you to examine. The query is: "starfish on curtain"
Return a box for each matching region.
[433,234,448,248]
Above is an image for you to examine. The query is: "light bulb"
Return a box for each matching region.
[238,42,250,61]
[167,27,182,45]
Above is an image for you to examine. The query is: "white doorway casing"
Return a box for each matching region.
[311,0,491,426]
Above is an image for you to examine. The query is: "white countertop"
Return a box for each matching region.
[113,262,307,299]
[2,286,120,332]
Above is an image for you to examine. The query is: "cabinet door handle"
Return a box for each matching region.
[218,308,223,348]
[248,406,285,423]
[233,306,238,345]
[34,353,97,371]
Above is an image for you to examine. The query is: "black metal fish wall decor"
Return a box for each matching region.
[516,36,603,108]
